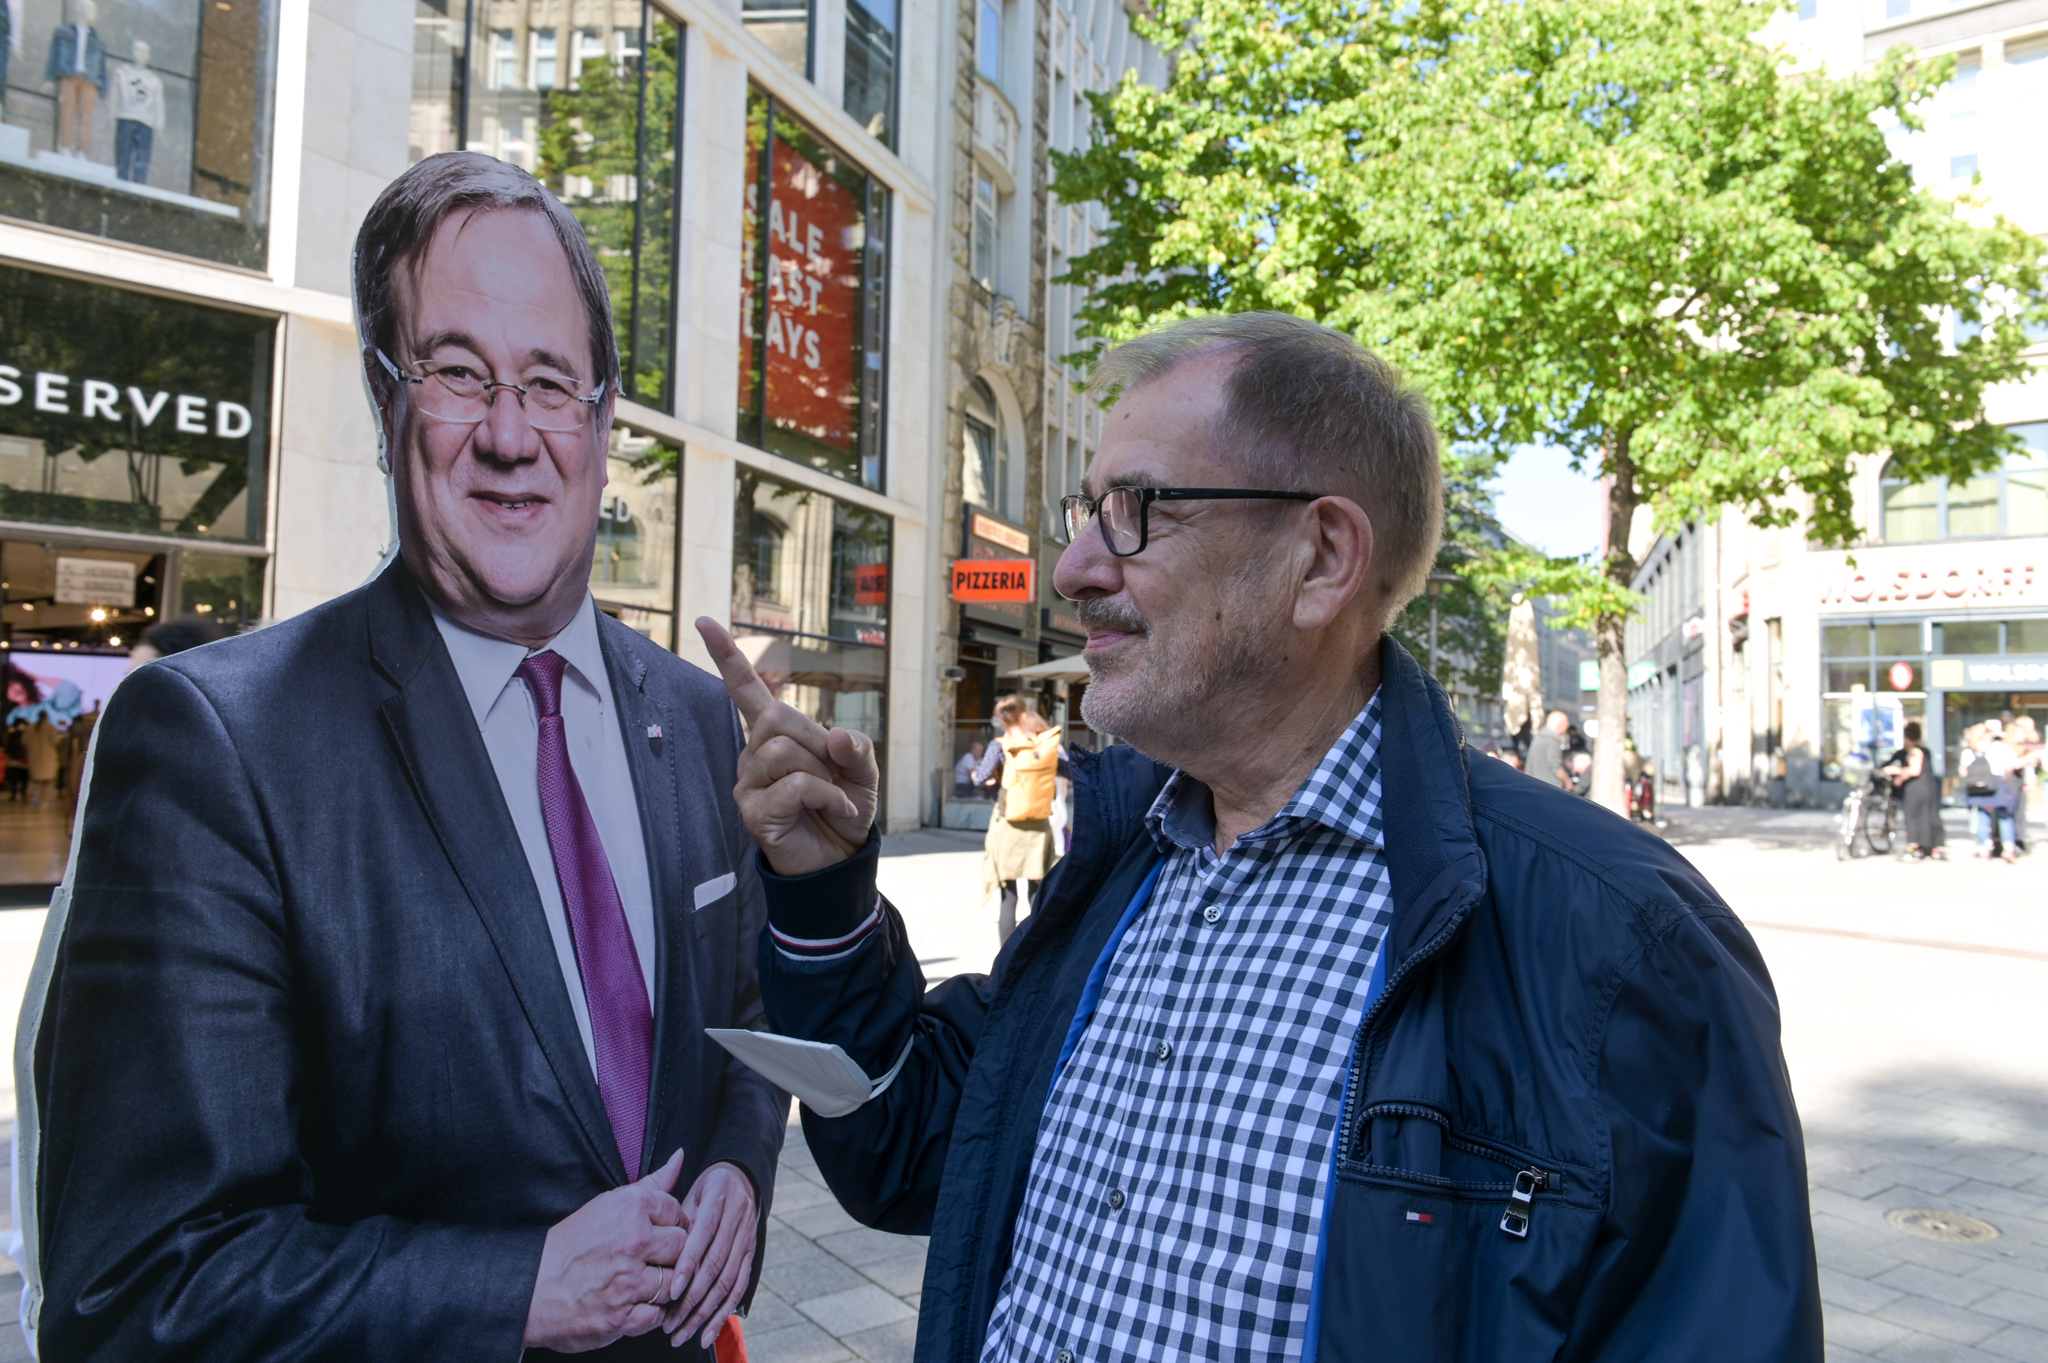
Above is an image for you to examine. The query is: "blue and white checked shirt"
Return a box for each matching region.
[979,695,1395,1363]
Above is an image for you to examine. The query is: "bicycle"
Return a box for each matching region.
[1834,753,1902,859]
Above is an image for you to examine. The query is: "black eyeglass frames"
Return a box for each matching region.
[1058,487,1322,557]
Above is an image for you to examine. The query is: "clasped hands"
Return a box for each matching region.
[524,1150,758,1353]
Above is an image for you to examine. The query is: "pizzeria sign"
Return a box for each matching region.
[951,558,1035,603]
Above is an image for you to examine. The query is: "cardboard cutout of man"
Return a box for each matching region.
[17,152,783,1360]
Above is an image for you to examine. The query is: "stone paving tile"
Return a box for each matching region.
[1873,1264,2001,1309]
[816,1225,924,1269]
[1873,1338,2006,1362]
[1980,1325,2048,1363]
[843,1319,919,1363]
[1825,1265,1909,1314]
[858,1250,930,1298]
[1977,1292,2048,1332]
[1829,1306,1921,1354]
[779,1200,871,1241]
[1873,1295,2010,1346]
[760,1237,871,1304]
[746,1286,809,1336]
[795,1285,916,1336]
[747,1318,857,1363]
[1970,1264,2048,1298]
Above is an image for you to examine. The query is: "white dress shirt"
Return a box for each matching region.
[432,597,657,1077]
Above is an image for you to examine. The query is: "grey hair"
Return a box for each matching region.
[352,152,620,396]
[1086,312,1444,632]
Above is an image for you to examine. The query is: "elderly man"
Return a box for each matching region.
[700,312,1820,1362]
[1527,707,1573,790]
[21,153,781,1360]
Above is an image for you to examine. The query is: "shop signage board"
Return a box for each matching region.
[971,512,1030,554]
[758,136,861,453]
[0,264,273,542]
[1812,544,2045,610]
[853,563,888,606]
[1930,656,2048,688]
[959,507,1034,633]
[54,557,137,607]
[952,558,1034,602]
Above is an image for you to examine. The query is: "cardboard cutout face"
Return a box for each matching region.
[380,206,612,645]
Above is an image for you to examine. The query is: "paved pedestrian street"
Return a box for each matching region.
[0,812,2035,1361]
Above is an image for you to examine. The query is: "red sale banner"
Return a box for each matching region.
[741,119,862,454]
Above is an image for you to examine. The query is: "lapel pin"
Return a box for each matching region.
[646,724,663,740]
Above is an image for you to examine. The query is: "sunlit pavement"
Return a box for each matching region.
[0,809,2037,1361]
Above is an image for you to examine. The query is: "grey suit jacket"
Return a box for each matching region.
[22,561,785,1361]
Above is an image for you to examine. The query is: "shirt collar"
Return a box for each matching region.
[1145,690,1387,855]
[429,594,613,727]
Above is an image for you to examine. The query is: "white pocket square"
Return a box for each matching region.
[694,872,737,910]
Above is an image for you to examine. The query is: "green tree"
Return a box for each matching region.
[1053,0,2045,808]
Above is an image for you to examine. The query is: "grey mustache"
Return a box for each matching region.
[1077,599,1147,634]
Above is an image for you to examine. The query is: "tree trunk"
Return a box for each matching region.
[1590,429,1638,816]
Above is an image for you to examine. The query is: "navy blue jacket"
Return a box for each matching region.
[761,640,1821,1362]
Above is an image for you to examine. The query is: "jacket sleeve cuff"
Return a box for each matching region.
[759,828,882,958]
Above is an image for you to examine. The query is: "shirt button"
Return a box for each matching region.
[1154,1040,1173,1061]
[1057,1352,1075,1363]
[1107,1188,1126,1211]
[1202,904,1222,925]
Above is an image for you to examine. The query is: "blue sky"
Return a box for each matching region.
[1488,444,1602,559]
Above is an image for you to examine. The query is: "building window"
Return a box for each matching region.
[743,0,811,75]
[592,427,679,649]
[1796,0,1816,19]
[415,2,682,412]
[0,0,278,268]
[731,468,891,751]
[1950,152,1978,179]
[972,169,998,291]
[962,378,1016,521]
[738,88,889,490]
[1881,428,2048,542]
[978,0,1003,81]
[1933,618,2048,654]
[1884,0,1908,17]
[0,263,272,545]
[844,0,896,144]
[1820,620,1924,766]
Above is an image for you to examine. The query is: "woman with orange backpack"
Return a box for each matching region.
[979,695,1064,943]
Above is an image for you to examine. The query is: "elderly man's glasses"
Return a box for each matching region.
[1060,486,1321,557]
[376,349,607,433]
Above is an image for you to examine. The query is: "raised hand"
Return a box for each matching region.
[695,618,879,876]
[523,1148,689,1352]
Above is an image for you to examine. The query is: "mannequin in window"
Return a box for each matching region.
[45,0,106,157]
[111,38,161,183]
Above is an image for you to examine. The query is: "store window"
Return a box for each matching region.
[0,0,276,267]
[1934,618,2048,654]
[1821,619,1925,766]
[592,427,678,648]
[1880,426,2048,542]
[738,89,889,490]
[410,0,680,411]
[730,467,889,747]
[0,264,271,544]
[743,0,809,73]
[844,0,895,144]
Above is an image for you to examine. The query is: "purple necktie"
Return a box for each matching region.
[516,650,653,1178]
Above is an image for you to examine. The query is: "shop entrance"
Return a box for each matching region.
[0,538,169,886]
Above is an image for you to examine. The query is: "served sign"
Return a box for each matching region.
[951,558,1034,603]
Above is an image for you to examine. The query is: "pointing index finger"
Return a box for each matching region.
[694,617,777,726]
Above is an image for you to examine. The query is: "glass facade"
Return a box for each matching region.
[730,467,889,745]
[409,0,680,410]
[742,0,808,73]
[738,88,888,490]
[843,0,895,145]
[0,264,271,544]
[1881,425,2048,543]
[592,426,678,648]
[0,0,276,267]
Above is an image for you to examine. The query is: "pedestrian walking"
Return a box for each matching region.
[1525,709,1571,790]
[1880,720,1945,861]
[702,310,1819,1362]
[979,695,1061,943]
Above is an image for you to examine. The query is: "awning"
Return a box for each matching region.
[1003,656,1092,682]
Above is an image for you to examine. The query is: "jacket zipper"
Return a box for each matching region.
[1500,1167,1548,1239]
